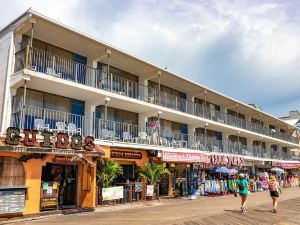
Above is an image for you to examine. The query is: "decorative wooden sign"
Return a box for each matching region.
[110,150,142,160]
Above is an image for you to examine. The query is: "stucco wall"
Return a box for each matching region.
[0,152,96,215]
[0,32,13,134]
[101,146,149,170]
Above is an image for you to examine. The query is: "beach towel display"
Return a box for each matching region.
[201,179,237,196]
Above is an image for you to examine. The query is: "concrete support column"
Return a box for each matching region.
[84,101,96,136]
[247,138,254,155]
[138,112,148,130]
[186,93,194,115]
[265,142,272,159]
[139,79,148,101]
[222,131,231,153]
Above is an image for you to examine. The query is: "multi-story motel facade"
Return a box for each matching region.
[0,9,299,216]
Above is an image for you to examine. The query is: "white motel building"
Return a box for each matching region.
[0,9,300,214]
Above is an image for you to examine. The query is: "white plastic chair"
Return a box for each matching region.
[100,129,109,139]
[34,119,50,131]
[55,122,66,132]
[108,130,117,140]
[139,132,150,145]
[123,132,131,142]
[67,123,81,135]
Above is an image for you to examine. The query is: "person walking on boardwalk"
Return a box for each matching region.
[236,173,249,212]
[269,173,280,213]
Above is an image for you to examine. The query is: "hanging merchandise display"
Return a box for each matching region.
[200,179,236,196]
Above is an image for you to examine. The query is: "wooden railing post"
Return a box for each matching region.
[24,45,30,69]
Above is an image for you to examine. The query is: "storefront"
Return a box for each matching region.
[101,147,149,183]
[159,151,209,198]
[0,128,104,216]
[272,161,300,187]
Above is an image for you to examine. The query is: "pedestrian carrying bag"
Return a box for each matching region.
[269,182,277,192]
[238,181,245,192]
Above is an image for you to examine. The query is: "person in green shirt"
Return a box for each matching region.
[236,173,249,212]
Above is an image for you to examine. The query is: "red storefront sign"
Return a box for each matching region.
[272,162,300,169]
[162,151,209,163]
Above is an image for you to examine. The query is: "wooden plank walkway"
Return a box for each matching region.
[11,188,300,225]
[173,197,300,225]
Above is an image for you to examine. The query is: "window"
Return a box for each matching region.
[228,135,247,145]
[16,88,81,114]
[195,128,222,140]
[227,109,245,119]
[148,81,186,99]
[96,106,138,125]
[251,118,264,126]
[253,140,266,149]
[148,117,187,136]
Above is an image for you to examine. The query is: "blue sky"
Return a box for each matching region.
[1,0,300,117]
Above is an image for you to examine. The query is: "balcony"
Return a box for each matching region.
[14,46,298,144]
[10,105,295,161]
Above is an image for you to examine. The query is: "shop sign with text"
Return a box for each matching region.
[0,127,103,156]
[162,152,204,162]
[211,154,244,166]
[53,156,82,165]
[272,161,300,169]
[110,150,142,159]
[102,186,124,201]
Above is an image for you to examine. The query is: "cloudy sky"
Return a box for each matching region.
[1,0,300,117]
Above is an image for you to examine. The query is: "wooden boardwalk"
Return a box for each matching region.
[12,188,300,225]
[173,197,300,225]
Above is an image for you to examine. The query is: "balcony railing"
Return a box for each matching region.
[14,46,298,144]
[10,105,295,161]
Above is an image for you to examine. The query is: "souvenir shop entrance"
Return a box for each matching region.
[159,163,201,197]
[41,162,78,210]
[160,151,209,197]
[159,163,200,197]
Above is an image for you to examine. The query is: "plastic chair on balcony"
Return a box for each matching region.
[138,132,150,145]
[160,137,170,147]
[190,140,199,149]
[123,132,132,142]
[67,123,81,135]
[108,130,119,141]
[100,129,109,139]
[46,67,55,75]
[170,139,180,148]
[34,119,50,131]
[55,122,66,133]
[151,132,159,145]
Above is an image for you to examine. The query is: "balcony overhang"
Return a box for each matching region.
[94,139,300,163]
[10,69,300,148]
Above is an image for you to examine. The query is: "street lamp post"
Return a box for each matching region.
[237,131,241,154]
[157,111,162,143]
[104,97,111,129]
[204,123,208,151]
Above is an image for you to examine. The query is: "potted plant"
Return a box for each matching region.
[138,162,170,199]
[96,159,123,204]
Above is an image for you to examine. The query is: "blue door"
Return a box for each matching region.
[74,54,87,84]
[71,99,85,132]
[181,124,188,141]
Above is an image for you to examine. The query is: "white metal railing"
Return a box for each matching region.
[10,105,295,160]
[14,46,298,144]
